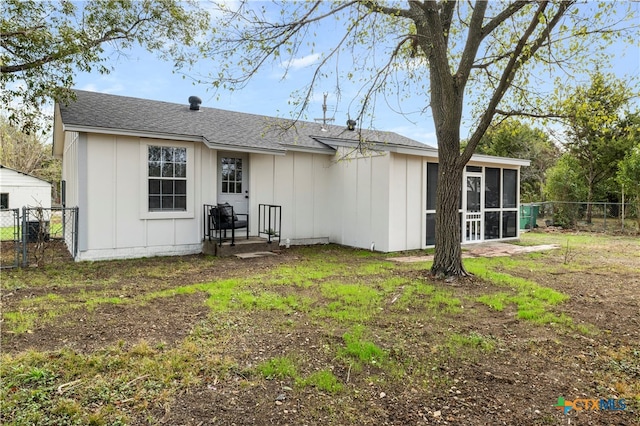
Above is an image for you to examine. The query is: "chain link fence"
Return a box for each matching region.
[521,202,639,234]
[1,208,21,268]
[0,207,78,268]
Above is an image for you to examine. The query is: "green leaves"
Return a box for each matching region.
[1,0,211,131]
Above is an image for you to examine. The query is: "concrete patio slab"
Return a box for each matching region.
[390,242,561,263]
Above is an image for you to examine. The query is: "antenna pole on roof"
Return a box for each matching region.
[314,92,334,131]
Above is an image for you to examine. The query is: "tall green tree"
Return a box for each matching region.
[616,143,640,230]
[475,119,559,202]
[544,153,589,227]
[0,117,61,201]
[1,0,210,132]
[558,73,638,222]
[204,1,637,277]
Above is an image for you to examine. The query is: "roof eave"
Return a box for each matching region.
[279,144,336,155]
[469,153,531,167]
[58,124,286,155]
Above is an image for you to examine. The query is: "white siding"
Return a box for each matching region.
[249,151,332,244]
[0,168,51,209]
[77,135,208,261]
[329,148,391,251]
[388,154,424,252]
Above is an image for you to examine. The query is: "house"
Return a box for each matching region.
[52,90,529,261]
[0,165,52,210]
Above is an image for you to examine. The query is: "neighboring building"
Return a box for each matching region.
[53,90,529,261]
[0,165,52,209]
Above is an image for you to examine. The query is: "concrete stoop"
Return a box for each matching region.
[202,237,280,257]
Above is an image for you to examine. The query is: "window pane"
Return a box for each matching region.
[148,146,161,162]
[175,180,186,195]
[484,212,500,239]
[503,169,517,208]
[466,165,482,173]
[162,147,174,162]
[425,213,436,246]
[162,163,174,178]
[162,196,173,210]
[149,196,161,210]
[485,168,501,208]
[175,163,186,178]
[149,179,161,195]
[222,182,228,193]
[502,211,517,237]
[175,196,186,210]
[149,161,161,177]
[174,148,186,163]
[235,183,242,193]
[426,162,438,210]
[162,180,173,194]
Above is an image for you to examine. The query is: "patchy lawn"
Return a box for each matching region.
[1,231,638,425]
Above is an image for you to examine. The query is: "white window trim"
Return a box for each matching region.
[139,140,195,219]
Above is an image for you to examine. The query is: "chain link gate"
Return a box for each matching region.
[21,206,78,267]
[0,208,21,268]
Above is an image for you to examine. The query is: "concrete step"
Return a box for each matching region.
[202,237,280,257]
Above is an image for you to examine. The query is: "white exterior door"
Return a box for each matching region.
[464,173,483,242]
[218,152,249,215]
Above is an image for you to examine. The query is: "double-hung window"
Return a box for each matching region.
[148,146,187,211]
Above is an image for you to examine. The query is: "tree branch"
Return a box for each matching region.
[460,1,574,166]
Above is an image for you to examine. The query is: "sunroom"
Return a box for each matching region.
[425,156,528,246]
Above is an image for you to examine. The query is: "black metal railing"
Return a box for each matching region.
[203,203,249,246]
[258,204,282,244]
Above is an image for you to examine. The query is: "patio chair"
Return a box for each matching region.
[209,203,249,246]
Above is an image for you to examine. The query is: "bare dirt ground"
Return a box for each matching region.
[2,233,639,425]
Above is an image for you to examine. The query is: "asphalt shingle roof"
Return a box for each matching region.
[57,90,435,153]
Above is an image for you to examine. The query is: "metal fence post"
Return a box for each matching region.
[603,202,607,231]
[21,206,27,267]
[74,207,79,259]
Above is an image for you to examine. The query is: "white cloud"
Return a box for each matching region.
[286,53,321,71]
[78,78,124,95]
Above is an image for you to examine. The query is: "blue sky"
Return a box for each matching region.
[72,1,640,146]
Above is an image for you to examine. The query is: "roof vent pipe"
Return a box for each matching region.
[188,96,202,111]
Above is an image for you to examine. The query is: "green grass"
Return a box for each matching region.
[340,325,387,368]
[297,369,343,393]
[442,332,496,359]
[2,236,636,424]
[394,281,462,314]
[257,356,298,380]
[466,257,573,326]
[315,281,383,323]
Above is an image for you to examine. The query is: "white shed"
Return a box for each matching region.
[0,165,52,209]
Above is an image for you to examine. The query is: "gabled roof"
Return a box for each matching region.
[0,165,52,186]
[54,90,435,156]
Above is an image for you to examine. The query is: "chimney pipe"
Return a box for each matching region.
[188,96,202,111]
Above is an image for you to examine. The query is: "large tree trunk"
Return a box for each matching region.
[431,131,466,277]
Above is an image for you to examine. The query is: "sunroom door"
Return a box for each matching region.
[464,173,483,242]
[218,152,249,215]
